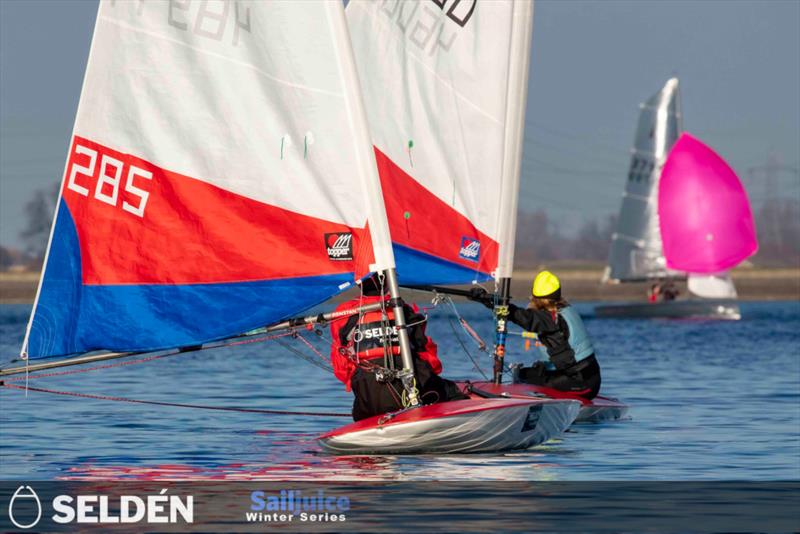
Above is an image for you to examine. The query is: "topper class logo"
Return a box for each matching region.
[8,485,42,529]
[459,237,480,262]
[325,232,353,261]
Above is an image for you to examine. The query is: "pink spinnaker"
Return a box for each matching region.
[658,133,758,273]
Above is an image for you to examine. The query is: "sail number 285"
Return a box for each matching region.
[66,143,152,218]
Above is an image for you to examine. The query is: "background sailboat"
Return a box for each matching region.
[596,79,757,319]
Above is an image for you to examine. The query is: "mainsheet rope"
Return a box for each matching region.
[1,330,352,418]
[2,383,350,418]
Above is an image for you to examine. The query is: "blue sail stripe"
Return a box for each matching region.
[25,200,353,359]
[392,243,492,286]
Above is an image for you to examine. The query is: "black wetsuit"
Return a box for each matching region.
[340,306,467,421]
[505,303,601,400]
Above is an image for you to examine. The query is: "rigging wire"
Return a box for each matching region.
[1,330,349,418]
[446,316,488,380]
[2,383,350,418]
[433,294,491,379]
[275,337,333,374]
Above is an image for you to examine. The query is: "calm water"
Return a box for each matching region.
[1,301,798,481]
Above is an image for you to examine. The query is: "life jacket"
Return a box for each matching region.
[534,305,595,367]
[559,306,595,363]
[347,307,401,360]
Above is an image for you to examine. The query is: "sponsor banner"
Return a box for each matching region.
[1,482,798,532]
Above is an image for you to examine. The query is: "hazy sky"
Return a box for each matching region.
[1,0,798,247]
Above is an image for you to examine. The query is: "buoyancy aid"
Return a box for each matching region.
[534,306,595,369]
[559,306,595,363]
[347,308,401,360]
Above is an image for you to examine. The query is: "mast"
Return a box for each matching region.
[493,0,535,384]
[325,3,419,406]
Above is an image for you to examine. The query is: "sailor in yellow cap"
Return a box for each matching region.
[468,270,602,399]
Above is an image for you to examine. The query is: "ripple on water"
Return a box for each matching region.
[1,301,798,480]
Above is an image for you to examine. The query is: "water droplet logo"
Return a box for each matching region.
[8,485,42,529]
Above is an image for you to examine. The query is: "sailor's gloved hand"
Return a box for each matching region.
[467,287,493,308]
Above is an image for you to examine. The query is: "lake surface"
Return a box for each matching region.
[1,301,798,481]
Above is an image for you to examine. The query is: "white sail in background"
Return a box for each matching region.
[604,78,682,283]
[346,0,533,285]
[687,274,738,299]
[22,0,396,358]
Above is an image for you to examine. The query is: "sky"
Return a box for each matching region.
[1,0,798,248]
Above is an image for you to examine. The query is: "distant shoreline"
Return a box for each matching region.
[2,267,798,304]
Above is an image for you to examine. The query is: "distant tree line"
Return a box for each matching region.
[755,198,800,267]
[2,182,799,272]
[514,210,618,267]
[515,201,800,268]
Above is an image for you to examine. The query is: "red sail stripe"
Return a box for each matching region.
[61,136,371,285]
[374,146,498,274]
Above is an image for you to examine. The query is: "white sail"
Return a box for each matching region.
[687,273,738,299]
[22,0,396,359]
[346,0,533,285]
[496,0,535,280]
[605,77,682,282]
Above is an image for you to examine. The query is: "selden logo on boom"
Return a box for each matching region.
[459,236,480,262]
[325,232,353,261]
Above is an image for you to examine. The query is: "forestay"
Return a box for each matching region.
[346,0,532,285]
[604,78,682,283]
[23,1,393,359]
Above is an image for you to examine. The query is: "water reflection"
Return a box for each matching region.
[60,443,571,481]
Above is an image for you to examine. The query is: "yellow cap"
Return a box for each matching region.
[532,270,560,297]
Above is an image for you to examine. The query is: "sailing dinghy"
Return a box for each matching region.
[596,79,758,319]
[346,0,625,421]
[458,382,628,423]
[6,0,578,455]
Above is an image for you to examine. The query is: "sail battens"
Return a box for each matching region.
[622,192,652,203]
[611,233,647,247]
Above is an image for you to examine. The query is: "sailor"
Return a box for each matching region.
[467,270,602,400]
[330,273,468,421]
[661,280,679,301]
[648,283,661,303]
[649,280,679,302]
